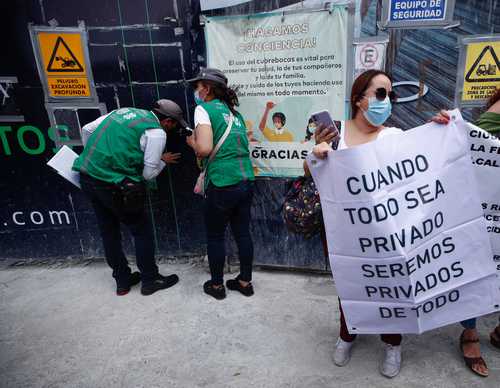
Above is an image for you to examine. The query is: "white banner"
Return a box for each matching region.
[464,121,500,275]
[205,8,348,177]
[308,110,500,334]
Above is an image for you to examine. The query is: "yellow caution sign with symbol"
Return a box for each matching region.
[37,32,91,98]
[462,41,500,102]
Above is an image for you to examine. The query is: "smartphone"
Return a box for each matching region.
[179,127,193,136]
[310,110,341,149]
[311,110,333,127]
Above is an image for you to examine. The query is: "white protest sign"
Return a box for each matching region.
[463,121,500,275]
[205,8,348,177]
[308,111,500,334]
[47,145,81,188]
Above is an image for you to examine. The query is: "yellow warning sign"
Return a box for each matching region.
[37,32,90,97]
[462,41,500,102]
[47,78,90,97]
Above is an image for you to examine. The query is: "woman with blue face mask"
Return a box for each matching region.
[310,70,402,378]
[186,68,255,301]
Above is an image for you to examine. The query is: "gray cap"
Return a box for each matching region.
[153,99,189,129]
[187,68,228,87]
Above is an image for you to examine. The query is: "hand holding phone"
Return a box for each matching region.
[311,110,335,128]
[310,110,340,148]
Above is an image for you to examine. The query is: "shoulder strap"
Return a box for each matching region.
[204,113,234,170]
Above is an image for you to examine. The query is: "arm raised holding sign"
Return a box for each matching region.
[429,87,500,378]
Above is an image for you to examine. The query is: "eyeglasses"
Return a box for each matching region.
[373,87,397,102]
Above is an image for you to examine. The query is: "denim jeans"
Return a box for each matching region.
[80,173,159,284]
[204,180,254,285]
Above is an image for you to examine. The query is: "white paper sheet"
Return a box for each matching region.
[47,146,81,189]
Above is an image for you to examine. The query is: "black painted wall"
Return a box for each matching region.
[1,0,326,269]
[2,0,499,269]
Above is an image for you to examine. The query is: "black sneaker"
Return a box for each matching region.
[203,280,226,300]
[141,274,179,296]
[116,271,141,296]
[226,276,254,297]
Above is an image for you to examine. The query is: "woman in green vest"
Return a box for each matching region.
[432,87,500,377]
[186,68,256,300]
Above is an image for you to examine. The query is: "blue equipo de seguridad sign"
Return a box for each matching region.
[390,0,447,22]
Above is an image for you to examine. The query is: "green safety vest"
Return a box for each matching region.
[476,112,500,134]
[201,99,254,188]
[73,108,161,184]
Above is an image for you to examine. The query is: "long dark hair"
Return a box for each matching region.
[305,117,314,141]
[350,70,392,119]
[486,87,500,110]
[202,80,239,115]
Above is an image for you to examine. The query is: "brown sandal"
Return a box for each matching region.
[460,331,489,377]
[490,326,500,349]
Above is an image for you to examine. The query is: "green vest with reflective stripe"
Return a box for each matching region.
[73,108,161,184]
[201,99,254,188]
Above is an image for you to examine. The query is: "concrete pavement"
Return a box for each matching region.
[0,262,499,388]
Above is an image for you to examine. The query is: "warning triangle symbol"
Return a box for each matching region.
[465,45,500,83]
[46,36,84,73]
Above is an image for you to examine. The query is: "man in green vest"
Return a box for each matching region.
[73,99,188,296]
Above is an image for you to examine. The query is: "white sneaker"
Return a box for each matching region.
[333,338,354,366]
[380,344,402,378]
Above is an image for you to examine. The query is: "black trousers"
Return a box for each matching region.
[204,180,254,285]
[80,174,159,284]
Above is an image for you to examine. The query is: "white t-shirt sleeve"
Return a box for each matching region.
[81,113,111,146]
[194,105,211,127]
[141,128,167,180]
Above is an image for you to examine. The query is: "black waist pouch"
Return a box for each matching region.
[114,178,146,218]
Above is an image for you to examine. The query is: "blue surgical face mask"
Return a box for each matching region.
[363,96,392,126]
[194,90,204,105]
